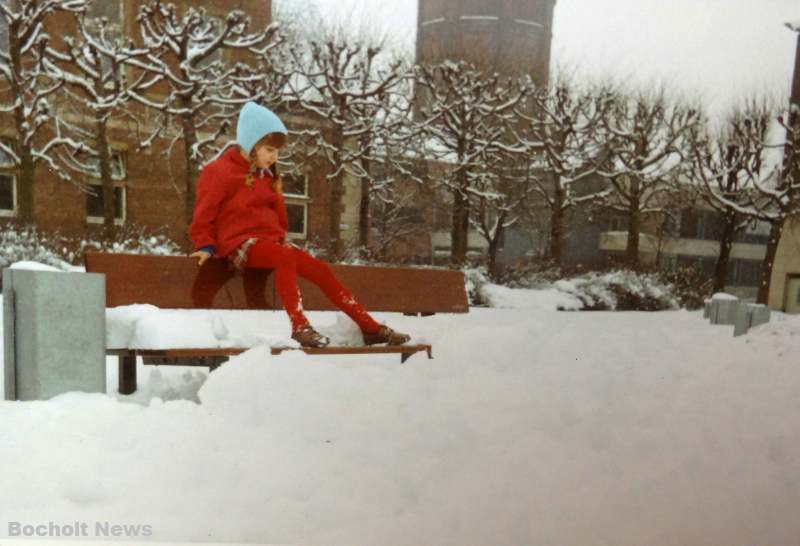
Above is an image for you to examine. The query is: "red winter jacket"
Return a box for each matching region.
[189,146,289,257]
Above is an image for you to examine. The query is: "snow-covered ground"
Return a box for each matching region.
[2,285,800,546]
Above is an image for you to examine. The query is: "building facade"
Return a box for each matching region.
[0,0,376,258]
[416,0,557,84]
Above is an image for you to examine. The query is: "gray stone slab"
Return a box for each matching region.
[733,303,750,337]
[749,305,771,328]
[713,299,740,326]
[3,269,106,401]
[3,269,16,401]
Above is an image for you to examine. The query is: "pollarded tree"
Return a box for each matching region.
[284,32,404,259]
[689,99,774,293]
[412,59,534,267]
[513,78,613,267]
[43,13,153,235]
[128,0,280,225]
[0,0,88,223]
[596,88,701,269]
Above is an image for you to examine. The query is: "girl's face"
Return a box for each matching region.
[252,142,278,169]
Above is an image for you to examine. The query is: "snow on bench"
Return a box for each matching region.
[84,252,467,394]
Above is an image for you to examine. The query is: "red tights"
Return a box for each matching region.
[245,240,381,334]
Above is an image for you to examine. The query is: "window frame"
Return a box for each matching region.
[0,172,17,217]
[85,183,127,226]
[282,171,309,239]
[84,149,127,225]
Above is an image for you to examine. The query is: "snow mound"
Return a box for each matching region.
[480,283,583,310]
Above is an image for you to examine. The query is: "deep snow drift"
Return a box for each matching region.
[1,285,799,546]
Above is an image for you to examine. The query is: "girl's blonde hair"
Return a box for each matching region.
[245,132,287,190]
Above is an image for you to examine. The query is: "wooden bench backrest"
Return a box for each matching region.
[84,252,469,313]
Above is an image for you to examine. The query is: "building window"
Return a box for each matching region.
[0,138,15,216]
[83,150,127,225]
[86,185,126,225]
[282,171,309,239]
[0,173,16,216]
[730,259,762,287]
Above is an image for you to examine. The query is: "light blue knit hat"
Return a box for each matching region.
[236,101,288,155]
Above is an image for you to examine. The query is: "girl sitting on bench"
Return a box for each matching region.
[188,101,410,348]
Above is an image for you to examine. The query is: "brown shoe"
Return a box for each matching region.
[362,325,411,346]
[291,326,330,348]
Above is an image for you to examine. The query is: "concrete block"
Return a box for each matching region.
[749,305,771,328]
[708,300,719,323]
[733,304,750,337]
[3,269,15,401]
[3,269,106,401]
[710,296,739,325]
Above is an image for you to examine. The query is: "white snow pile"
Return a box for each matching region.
[478,269,680,311]
[105,306,429,349]
[2,284,800,545]
[479,282,583,310]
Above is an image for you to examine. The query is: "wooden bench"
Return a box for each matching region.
[84,251,468,394]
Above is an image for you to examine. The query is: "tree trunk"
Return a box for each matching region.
[17,152,35,224]
[756,218,783,304]
[487,237,500,281]
[358,170,370,253]
[450,187,469,267]
[179,99,199,231]
[549,183,564,266]
[9,28,34,223]
[450,165,470,267]
[625,208,641,269]
[625,181,641,269]
[328,174,345,260]
[96,113,117,238]
[487,214,506,281]
[713,209,737,293]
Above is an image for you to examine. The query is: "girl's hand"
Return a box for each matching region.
[190,250,211,267]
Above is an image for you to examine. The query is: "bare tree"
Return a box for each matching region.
[128,1,279,226]
[284,31,404,259]
[689,99,774,292]
[0,0,88,223]
[41,12,155,235]
[412,59,534,267]
[596,88,701,269]
[513,77,612,267]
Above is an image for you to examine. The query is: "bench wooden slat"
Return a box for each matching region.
[108,344,432,359]
[111,344,433,394]
[84,251,468,313]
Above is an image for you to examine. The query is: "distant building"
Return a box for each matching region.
[769,216,800,312]
[416,0,557,85]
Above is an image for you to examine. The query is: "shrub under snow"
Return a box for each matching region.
[554,270,680,311]
[0,224,182,276]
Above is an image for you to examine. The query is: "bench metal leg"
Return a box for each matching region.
[118,355,137,395]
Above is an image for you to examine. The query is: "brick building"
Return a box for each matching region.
[0,0,391,259]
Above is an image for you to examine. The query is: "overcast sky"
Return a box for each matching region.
[288,0,799,118]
